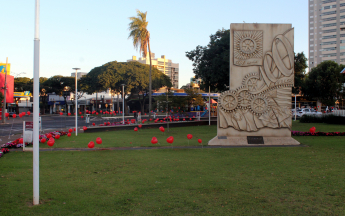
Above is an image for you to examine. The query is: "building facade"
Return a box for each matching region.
[127,53,179,88]
[309,0,345,68]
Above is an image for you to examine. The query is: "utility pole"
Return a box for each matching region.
[2,57,8,123]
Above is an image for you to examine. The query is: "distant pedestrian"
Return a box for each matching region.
[134,111,138,123]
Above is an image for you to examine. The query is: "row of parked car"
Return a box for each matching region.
[291,108,322,117]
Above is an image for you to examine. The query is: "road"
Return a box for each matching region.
[0,115,132,137]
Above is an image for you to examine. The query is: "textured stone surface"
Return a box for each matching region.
[209,23,299,146]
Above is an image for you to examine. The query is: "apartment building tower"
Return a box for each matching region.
[309,0,345,68]
[127,53,179,88]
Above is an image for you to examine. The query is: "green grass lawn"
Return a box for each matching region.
[1,122,344,215]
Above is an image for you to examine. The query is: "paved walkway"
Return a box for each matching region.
[9,144,306,152]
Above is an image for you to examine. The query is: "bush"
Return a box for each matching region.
[300,114,345,124]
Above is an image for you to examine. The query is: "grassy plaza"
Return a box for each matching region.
[1,121,344,215]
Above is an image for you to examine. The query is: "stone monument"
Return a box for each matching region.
[209,23,299,145]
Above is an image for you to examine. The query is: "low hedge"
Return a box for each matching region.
[300,114,345,124]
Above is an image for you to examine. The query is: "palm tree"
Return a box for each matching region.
[128,10,152,118]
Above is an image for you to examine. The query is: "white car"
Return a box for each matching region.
[297,108,322,117]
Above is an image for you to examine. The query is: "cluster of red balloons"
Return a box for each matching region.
[88,137,102,148]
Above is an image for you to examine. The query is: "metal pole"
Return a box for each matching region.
[122,84,125,124]
[73,68,80,136]
[33,0,40,205]
[2,57,8,123]
[209,86,211,125]
[294,94,297,121]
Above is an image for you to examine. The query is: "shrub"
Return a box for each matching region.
[300,114,345,124]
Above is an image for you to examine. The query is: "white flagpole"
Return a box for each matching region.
[33,0,40,205]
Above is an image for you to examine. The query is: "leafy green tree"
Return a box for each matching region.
[184,88,205,111]
[293,52,308,94]
[128,10,153,117]
[303,60,344,106]
[186,29,230,92]
[80,61,171,114]
[154,90,186,113]
[42,75,75,95]
[14,77,33,92]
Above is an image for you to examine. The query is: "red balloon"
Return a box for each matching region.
[96,137,102,144]
[187,134,193,140]
[107,122,110,125]
[160,120,163,123]
[81,116,84,118]
[309,127,316,133]
[47,140,54,147]
[55,134,60,139]
[60,112,63,115]
[27,111,31,115]
[96,112,99,115]
[68,128,73,133]
[19,138,23,144]
[68,113,71,116]
[5,113,9,117]
[46,134,52,139]
[183,118,185,121]
[151,137,158,144]
[22,112,25,116]
[159,126,165,132]
[149,118,152,121]
[79,112,82,115]
[67,133,71,137]
[83,126,87,131]
[40,138,46,143]
[92,123,95,126]
[88,141,95,148]
[198,139,202,144]
[74,128,76,131]
[166,136,174,144]
[134,127,138,132]
[138,124,142,128]
[19,114,23,118]
[189,118,192,121]
[100,110,103,113]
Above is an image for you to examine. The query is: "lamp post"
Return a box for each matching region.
[72,68,80,136]
[121,84,125,125]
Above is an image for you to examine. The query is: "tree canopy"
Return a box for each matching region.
[186,29,230,92]
[293,52,308,94]
[80,61,172,113]
[303,60,344,105]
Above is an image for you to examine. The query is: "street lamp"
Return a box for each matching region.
[73,68,80,136]
[121,84,125,125]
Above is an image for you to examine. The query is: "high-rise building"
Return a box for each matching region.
[309,0,345,68]
[127,53,179,88]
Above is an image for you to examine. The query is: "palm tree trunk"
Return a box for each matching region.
[148,41,152,119]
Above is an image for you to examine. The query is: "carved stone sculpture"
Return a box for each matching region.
[209,23,299,145]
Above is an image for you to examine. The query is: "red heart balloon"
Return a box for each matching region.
[68,113,71,116]
[134,127,138,132]
[74,128,76,131]
[5,113,9,117]
[96,137,102,144]
[96,112,99,115]
[79,112,82,115]
[67,133,71,137]
[83,126,87,131]
[151,137,158,144]
[92,123,95,126]
[149,118,152,121]
[60,112,63,115]
[40,138,46,143]
[46,134,52,139]
[19,114,22,118]
[309,127,316,133]
[88,141,95,148]
[81,116,84,118]
[198,139,202,144]
[19,138,23,144]
[159,127,165,132]
[189,118,192,121]
[55,134,60,139]
[27,111,31,115]
[187,134,193,140]
[68,128,73,133]
[138,124,142,128]
[166,136,174,144]
[13,114,16,118]
[160,120,163,123]
[183,118,185,121]
[47,140,54,147]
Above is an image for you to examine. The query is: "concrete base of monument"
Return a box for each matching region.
[208,136,300,146]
